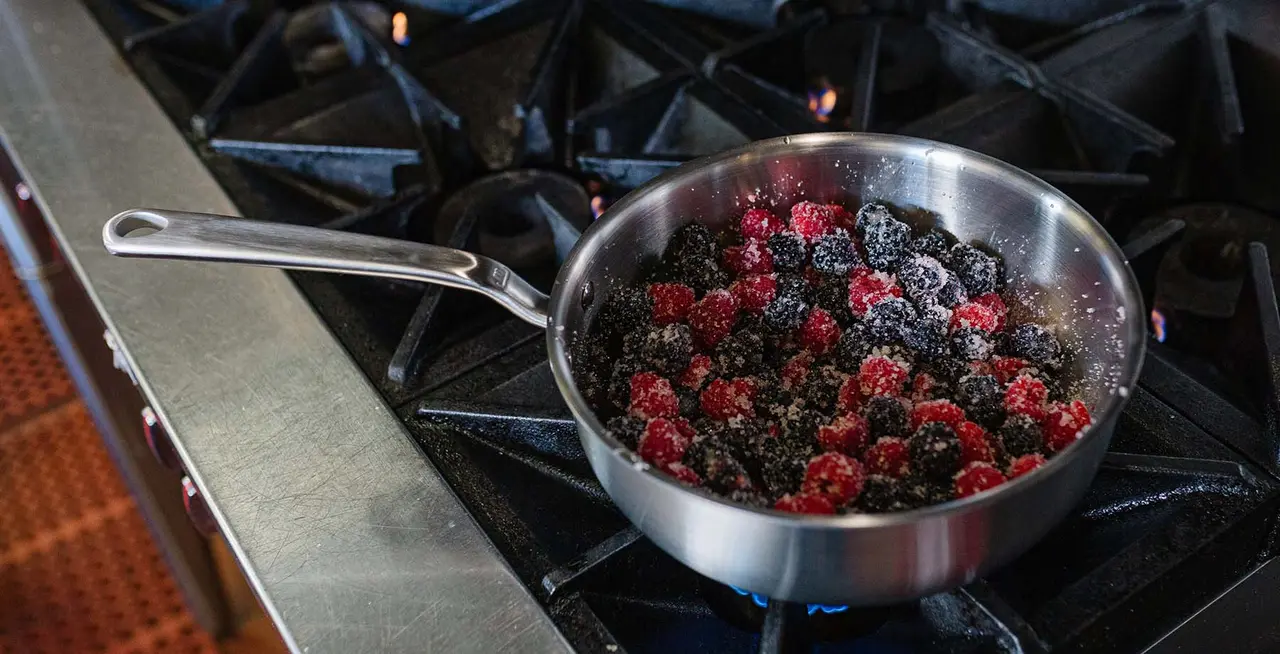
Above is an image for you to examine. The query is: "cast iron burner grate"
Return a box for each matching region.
[81,0,1280,651]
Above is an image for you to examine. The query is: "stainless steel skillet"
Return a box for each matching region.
[102,133,1146,605]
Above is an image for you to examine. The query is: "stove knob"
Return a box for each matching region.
[141,406,183,473]
[181,476,218,537]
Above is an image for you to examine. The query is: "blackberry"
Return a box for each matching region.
[623,324,693,375]
[856,475,910,513]
[767,232,808,272]
[777,402,823,439]
[951,327,994,361]
[864,396,909,439]
[871,343,916,370]
[946,243,1000,296]
[676,386,700,417]
[727,489,770,508]
[865,297,917,345]
[753,370,789,407]
[764,293,810,332]
[854,203,894,238]
[667,223,718,260]
[903,315,950,362]
[802,365,848,413]
[1011,324,1061,365]
[936,276,968,308]
[757,435,819,497]
[902,473,954,507]
[897,255,947,302]
[812,274,854,324]
[999,414,1044,458]
[696,417,769,461]
[910,229,950,259]
[863,213,911,271]
[572,338,613,409]
[927,357,970,385]
[607,356,644,410]
[812,229,860,275]
[909,422,963,481]
[957,374,1004,428]
[684,438,753,493]
[774,273,809,300]
[673,254,730,294]
[598,286,652,338]
[834,323,872,373]
[605,416,646,449]
[713,328,764,377]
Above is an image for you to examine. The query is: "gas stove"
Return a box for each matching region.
[76,0,1280,651]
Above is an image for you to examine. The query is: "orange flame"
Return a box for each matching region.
[392,12,410,46]
[1151,309,1167,343]
[590,196,608,219]
[807,84,837,123]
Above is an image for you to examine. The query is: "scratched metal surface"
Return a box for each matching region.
[0,1,571,652]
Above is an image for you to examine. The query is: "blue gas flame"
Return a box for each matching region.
[730,586,850,615]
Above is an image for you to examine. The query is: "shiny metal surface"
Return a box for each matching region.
[104,209,550,326]
[0,1,570,652]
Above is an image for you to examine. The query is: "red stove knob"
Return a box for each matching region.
[181,476,218,537]
[142,406,183,473]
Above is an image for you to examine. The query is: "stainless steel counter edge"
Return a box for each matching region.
[0,2,572,652]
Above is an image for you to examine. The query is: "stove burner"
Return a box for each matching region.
[702,581,898,642]
[281,2,389,80]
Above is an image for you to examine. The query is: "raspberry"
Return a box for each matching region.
[1008,453,1047,478]
[723,239,774,276]
[811,229,860,275]
[863,436,910,477]
[946,243,1000,296]
[800,308,842,354]
[1005,374,1049,421]
[731,274,776,313]
[766,232,807,272]
[955,420,995,465]
[910,399,966,430]
[848,269,902,317]
[955,462,1006,498]
[789,201,835,242]
[909,422,963,481]
[664,461,702,486]
[970,293,1007,332]
[817,413,870,454]
[741,208,785,240]
[999,414,1043,458]
[688,289,740,348]
[828,203,855,230]
[781,352,813,389]
[699,378,755,420]
[836,376,862,413]
[859,355,909,397]
[911,372,942,402]
[648,283,696,324]
[950,302,999,333]
[775,493,836,514]
[1011,324,1061,364]
[637,418,689,466]
[864,395,909,439]
[629,372,679,419]
[991,355,1032,383]
[679,354,713,390]
[1044,400,1092,452]
[672,416,698,440]
[802,452,866,504]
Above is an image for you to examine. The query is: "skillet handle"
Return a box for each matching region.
[103,208,550,327]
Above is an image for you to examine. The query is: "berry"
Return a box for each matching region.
[998,414,1043,459]
[952,326,995,361]
[767,232,808,272]
[897,255,948,302]
[573,338,614,408]
[950,302,999,333]
[910,399,966,430]
[670,254,730,294]
[688,290,740,348]
[1011,324,1061,365]
[781,352,813,389]
[648,283,696,324]
[775,493,836,514]
[608,357,643,409]
[854,203,893,237]
[956,421,996,465]
[865,297,917,345]
[638,418,690,466]
[909,422,963,481]
[680,354,713,390]
[667,223,718,260]
[629,372,679,419]
[812,229,860,275]
[857,475,910,513]
[623,324,694,375]
[970,293,1007,332]
[991,355,1032,383]
[1044,400,1091,452]
[864,396,909,439]
[789,201,835,242]
[599,286,653,338]
[862,212,911,271]
[936,276,968,308]
[848,269,902,317]
[684,438,753,493]
[731,274,777,313]
[741,208,785,240]
[834,323,872,372]
[664,461,702,486]
[1008,453,1047,478]
[946,243,1001,296]
[764,293,809,332]
[910,372,945,402]
[757,434,819,495]
[955,462,1006,498]
[837,376,863,413]
[859,355,910,397]
[802,452,866,504]
[606,415,646,449]
[774,272,808,299]
[800,308,842,354]
[811,273,854,323]
[723,239,774,276]
[802,364,849,412]
[903,314,950,361]
[956,374,1004,428]
[775,402,823,439]
[817,413,870,454]
[676,387,700,417]
[699,378,756,420]
[1005,374,1049,421]
[863,437,910,477]
[712,328,764,377]
[828,203,856,230]
[902,473,954,507]
[910,229,950,258]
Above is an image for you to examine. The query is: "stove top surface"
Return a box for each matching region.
[80,0,1280,651]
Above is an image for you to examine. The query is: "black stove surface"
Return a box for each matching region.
[82,0,1280,651]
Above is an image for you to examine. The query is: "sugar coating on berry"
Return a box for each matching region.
[859,355,910,397]
[699,378,756,420]
[904,314,950,361]
[625,323,693,373]
[1044,400,1092,452]
[670,254,730,294]
[764,292,809,332]
[863,436,910,478]
[970,293,1007,332]
[741,208,785,240]
[854,203,894,237]
[775,492,836,514]
[951,302,999,333]
[946,243,1000,296]
[991,355,1032,383]
[897,254,948,302]
[911,372,944,402]
[836,376,863,413]
[606,415,646,449]
[1006,374,1049,421]
[599,286,653,337]
[668,223,718,260]
[848,269,902,317]
[802,452,866,504]
[679,354,713,390]
[800,308,842,354]
[911,399,966,430]
[936,276,968,308]
[683,437,753,493]
[1009,453,1047,478]
[910,422,963,481]
[766,232,808,272]
[637,418,689,466]
[1012,323,1061,365]
[724,239,775,277]
[955,420,995,465]
[731,274,777,313]
[790,201,836,242]
[957,374,1004,427]
[712,328,764,377]
[864,395,909,439]
[858,475,911,512]
[817,413,870,455]
[863,212,911,271]
[910,229,950,258]
[629,372,679,419]
[664,461,702,486]
[828,204,856,230]
[688,289,740,348]
[781,352,813,390]
[999,414,1044,459]
[955,461,1006,498]
[953,327,994,362]
[648,282,696,324]
[865,297,917,345]
[812,229,860,275]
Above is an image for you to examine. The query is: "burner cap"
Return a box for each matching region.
[702,581,901,641]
